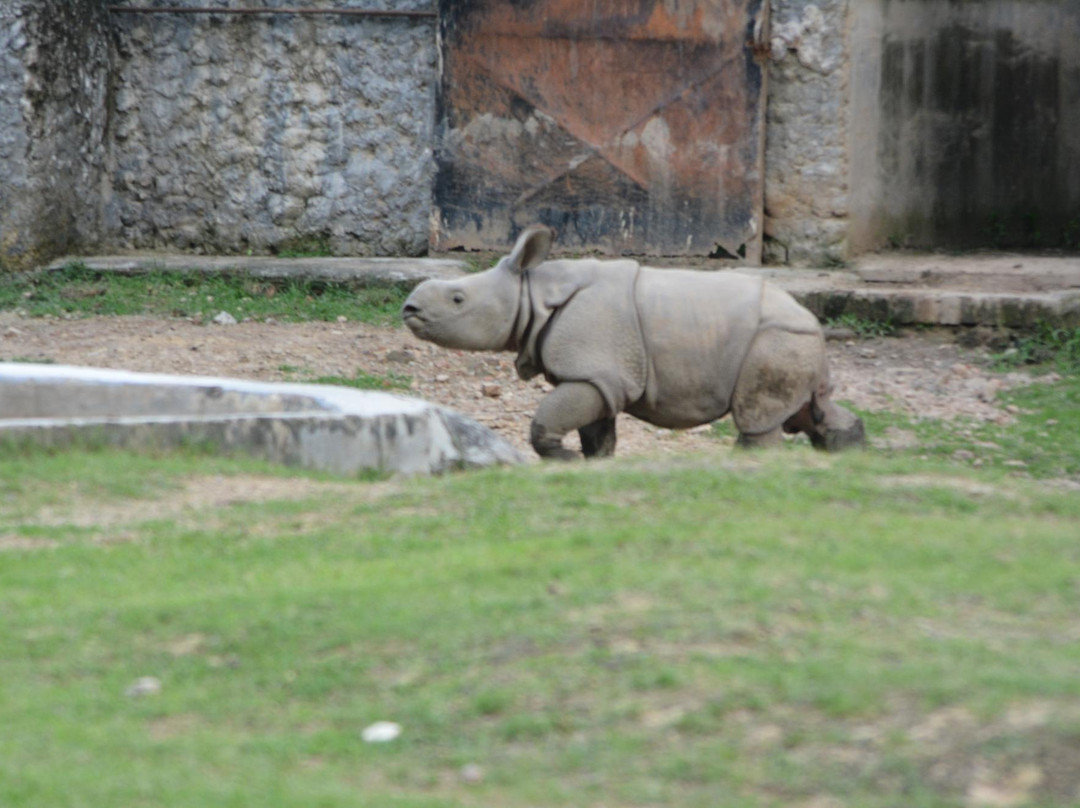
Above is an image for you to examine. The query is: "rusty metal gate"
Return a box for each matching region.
[432,0,769,259]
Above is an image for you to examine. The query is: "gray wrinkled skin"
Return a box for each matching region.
[403,226,865,460]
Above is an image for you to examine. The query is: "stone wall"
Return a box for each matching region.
[764,0,851,265]
[109,2,437,257]
[0,0,112,270]
[2,0,1078,269]
[0,3,29,268]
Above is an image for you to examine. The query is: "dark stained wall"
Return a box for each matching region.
[850,0,1080,252]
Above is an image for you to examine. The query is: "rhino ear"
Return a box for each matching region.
[505,225,553,274]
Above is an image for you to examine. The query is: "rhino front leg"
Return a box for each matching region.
[531,382,610,460]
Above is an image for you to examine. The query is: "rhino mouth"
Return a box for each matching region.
[401,303,427,329]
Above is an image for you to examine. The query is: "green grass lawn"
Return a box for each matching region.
[2,440,1079,807]
[2,269,1079,806]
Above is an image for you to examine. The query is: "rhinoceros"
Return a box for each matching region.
[402,225,864,459]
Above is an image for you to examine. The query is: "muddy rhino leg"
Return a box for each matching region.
[809,397,866,452]
[731,328,822,445]
[783,393,866,452]
[579,417,617,458]
[531,382,609,461]
[735,426,784,449]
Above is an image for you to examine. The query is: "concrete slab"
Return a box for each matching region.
[0,364,525,475]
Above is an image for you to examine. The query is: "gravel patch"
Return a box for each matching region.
[0,313,1048,460]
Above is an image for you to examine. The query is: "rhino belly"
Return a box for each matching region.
[628,269,764,428]
[625,392,730,429]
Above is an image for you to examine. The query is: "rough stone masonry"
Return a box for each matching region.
[109,2,437,258]
[0,0,851,268]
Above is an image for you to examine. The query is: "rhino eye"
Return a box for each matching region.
[452,292,466,305]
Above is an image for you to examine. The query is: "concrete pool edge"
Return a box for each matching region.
[0,364,526,475]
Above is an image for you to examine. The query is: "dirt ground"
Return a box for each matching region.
[0,311,1052,460]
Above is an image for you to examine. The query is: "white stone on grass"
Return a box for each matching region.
[361,721,402,743]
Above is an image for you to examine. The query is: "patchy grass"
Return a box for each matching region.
[993,323,1080,374]
[855,358,1080,479]
[2,444,1079,808]
[0,263,409,326]
[278,364,412,392]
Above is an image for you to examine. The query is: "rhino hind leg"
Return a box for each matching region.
[808,397,866,451]
[579,417,617,458]
[783,393,866,452]
[735,426,783,449]
[531,382,610,460]
[731,328,823,441]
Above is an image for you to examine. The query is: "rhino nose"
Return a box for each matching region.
[402,302,420,317]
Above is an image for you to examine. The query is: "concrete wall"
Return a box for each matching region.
[849,0,1080,253]
[0,0,112,270]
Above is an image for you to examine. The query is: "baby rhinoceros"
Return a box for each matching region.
[402,225,864,460]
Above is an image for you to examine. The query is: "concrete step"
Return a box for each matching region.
[733,253,1080,328]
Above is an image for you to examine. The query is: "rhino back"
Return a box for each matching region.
[629,269,766,428]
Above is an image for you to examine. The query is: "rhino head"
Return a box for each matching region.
[402,225,553,350]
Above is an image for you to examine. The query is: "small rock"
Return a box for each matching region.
[212,311,238,326]
[953,449,976,462]
[481,382,502,398]
[336,315,348,323]
[1005,404,1020,414]
[3,326,22,338]
[361,721,402,743]
[385,349,415,364]
[1003,459,1028,468]
[125,676,162,698]
[435,374,450,383]
[460,763,485,784]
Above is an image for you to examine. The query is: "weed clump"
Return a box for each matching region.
[994,323,1080,374]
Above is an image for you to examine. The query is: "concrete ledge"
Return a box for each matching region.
[46,254,469,288]
[0,364,524,475]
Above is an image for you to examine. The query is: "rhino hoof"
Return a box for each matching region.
[807,403,866,452]
[813,418,866,452]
